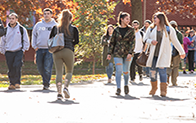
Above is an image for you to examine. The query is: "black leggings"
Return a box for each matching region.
[188,50,194,71]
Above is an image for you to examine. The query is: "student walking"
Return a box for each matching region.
[144,12,185,97]
[49,9,79,99]
[0,13,30,89]
[32,8,57,90]
[130,20,143,82]
[107,12,135,95]
[166,21,184,86]
[101,25,114,83]
[187,30,195,74]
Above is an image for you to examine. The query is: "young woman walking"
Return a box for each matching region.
[101,25,114,83]
[49,9,79,99]
[187,30,195,74]
[144,12,185,97]
[107,12,135,95]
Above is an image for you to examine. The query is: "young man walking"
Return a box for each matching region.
[167,20,183,86]
[130,20,143,82]
[32,8,57,90]
[0,13,30,89]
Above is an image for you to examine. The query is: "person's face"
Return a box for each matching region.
[9,15,18,25]
[154,16,160,25]
[121,16,130,26]
[190,32,194,37]
[108,27,114,34]
[144,22,150,28]
[132,23,139,30]
[43,11,52,21]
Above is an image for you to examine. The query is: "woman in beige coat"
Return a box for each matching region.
[144,12,185,97]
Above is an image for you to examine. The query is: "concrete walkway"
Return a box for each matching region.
[0,72,196,123]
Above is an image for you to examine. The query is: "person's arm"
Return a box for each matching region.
[73,27,79,45]
[22,28,30,52]
[31,24,38,50]
[0,35,6,55]
[128,29,135,55]
[101,36,108,46]
[108,29,116,55]
[144,27,153,44]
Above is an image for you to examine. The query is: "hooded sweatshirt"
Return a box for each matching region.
[31,19,57,49]
[0,22,30,55]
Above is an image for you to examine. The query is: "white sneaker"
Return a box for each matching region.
[63,88,70,99]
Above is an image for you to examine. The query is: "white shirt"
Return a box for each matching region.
[134,30,144,54]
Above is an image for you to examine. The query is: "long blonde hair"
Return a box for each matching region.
[150,12,170,37]
[58,9,73,36]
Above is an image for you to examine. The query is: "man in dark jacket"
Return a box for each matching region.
[0,18,5,37]
[167,20,184,86]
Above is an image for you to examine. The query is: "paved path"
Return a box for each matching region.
[0,72,196,123]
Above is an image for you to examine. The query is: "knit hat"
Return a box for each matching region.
[170,20,178,26]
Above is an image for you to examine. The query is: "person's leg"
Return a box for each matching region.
[13,50,23,85]
[171,55,180,86]
[149,57,158,95]
[188,50,192,71]
[158,67,167,97]
[106,62,114,82]
[114,57,123,90]
[36,49,45,83]
[167,56,173,84]
[190,51,194,72]
[53,52,64,95]
[130,54,136,81]
[5,51,15,87]
[43,49,53,87]
[135,53,143,80]
[123,57,132,86]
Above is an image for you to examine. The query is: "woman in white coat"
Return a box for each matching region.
[144,12,185,97]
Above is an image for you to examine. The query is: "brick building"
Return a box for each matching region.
[0,0,196,61]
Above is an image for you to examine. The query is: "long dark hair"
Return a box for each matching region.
[57,9,73,36]
[105,25,114,39]
[118,11,130,25]
[150,12,170,37]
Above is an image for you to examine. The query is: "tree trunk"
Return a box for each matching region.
[131,0,143,27]
[92,56,95,75]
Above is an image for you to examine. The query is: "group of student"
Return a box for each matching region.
[101,11,185,97]
[0,8,79,100]
[0,8,188,99]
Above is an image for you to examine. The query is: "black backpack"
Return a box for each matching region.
[4,25,24,49]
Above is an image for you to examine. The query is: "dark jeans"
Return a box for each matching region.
[36,49,53,86]
[130,53,143,80]
[188,50,194,71]
[5,50,23,85]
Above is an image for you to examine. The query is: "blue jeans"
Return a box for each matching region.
[5,50,23,85]
[150,57,167,83]
[106,62,113,79]
[114,57,132,89]
[36,49,53,86]
[143,67,150,76]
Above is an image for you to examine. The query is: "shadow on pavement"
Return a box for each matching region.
[31,89,56,93]
[110,94,140,100]
[142,95,190,101]
[0,89,26,93]
[48,99,80,105]
[104,83,116,86]
[70,81,93,86]
[168,86,188,88]
[130,82,150,86]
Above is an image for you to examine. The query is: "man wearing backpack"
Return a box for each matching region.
[32,8,57,90]
[0,13,30,90]
[167,21,183,86]
[130,20,144,83]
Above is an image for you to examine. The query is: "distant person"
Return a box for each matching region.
[130,20,143,82]
[107,12,135,95]
[32,8,57,90]
[144,12,185,97]
[101,25,114,83]
[49,9,79,99]
[191,32,196,71]
[187,30,195,73]
[141,20,151,77]
[0,18,5,37]
[0,13,30,89]
[167,21,183,86]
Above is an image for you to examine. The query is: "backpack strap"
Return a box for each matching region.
[140,31,143,38]
[19,25,24,49]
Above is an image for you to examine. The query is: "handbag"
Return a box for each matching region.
[48,27,64,53]
[136,44,149,67]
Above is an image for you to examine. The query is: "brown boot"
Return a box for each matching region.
[160,83,167,97]
[8,85,15,90]
[15,84,20,89]
[149,81,158,95]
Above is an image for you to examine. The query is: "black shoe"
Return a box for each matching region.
[43,86,49,90]
[57,94,63,100]
[124,85,129,95]
[115,88,121,95]
[63,87,70,98]
[139,75,143,81]
[183,71,187,74]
